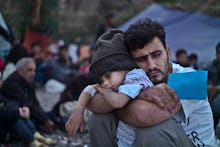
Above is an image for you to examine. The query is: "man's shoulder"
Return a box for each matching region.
[172,62,195,73]
[5,71,20,81]
[3,72,24,87]
[202,59,219,70]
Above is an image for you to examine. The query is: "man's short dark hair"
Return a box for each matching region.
[59,44,68,51]
[105,13,114,20]
[176,49,187,58]
[31,41,41,49]
[188,53,198,60]
[124,18,166,52]
[216,42,220,52]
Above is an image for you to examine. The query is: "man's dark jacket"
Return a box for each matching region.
[0,94,20,142]
[0,71,48,126]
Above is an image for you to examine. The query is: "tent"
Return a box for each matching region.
[119,3,220,65]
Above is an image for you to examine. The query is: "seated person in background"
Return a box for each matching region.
[30,42,47,86]
[0,57,5,72]
[30,42,46,63]
[42,44,79,85]
[0,57,4,87]
[2,42,29,81]
[66,30,154,147]
[0,94,55,146]
[188,53,199,70]
[57,44,73,66]
[0,57,55,134]
[52,73,95,116]
[49,73,95,130]
[175,48,189,67]
[78,45,96,74]
[95,13,115,41]
[203,41,220,135]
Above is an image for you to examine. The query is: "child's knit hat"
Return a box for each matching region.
[89,29,136,82]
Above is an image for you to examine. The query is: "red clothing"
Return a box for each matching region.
[0,57,5,71]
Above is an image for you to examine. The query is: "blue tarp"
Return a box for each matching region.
[119,3,220,65]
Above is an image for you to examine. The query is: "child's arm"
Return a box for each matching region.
[65,85,96,136]
[96,85,130,109]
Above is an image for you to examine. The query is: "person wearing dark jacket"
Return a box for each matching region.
[0,95,21,142]
[95,13,115,41]
[0,94,55,146]
[0,57,55,134]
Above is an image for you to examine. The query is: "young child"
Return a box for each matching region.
[65,29,153,147]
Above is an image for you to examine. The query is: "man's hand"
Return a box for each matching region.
[117,84,181,127]
[138,83,181,114]
[19,106,30,119]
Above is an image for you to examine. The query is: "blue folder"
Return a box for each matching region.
[167,70,208,100]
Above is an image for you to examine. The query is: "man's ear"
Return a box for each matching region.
[166,46,171,59]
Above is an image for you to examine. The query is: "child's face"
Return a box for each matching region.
[100,70,127,91]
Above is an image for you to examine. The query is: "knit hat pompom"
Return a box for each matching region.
[89,29,136,82]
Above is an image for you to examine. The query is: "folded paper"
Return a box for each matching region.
[167,70,208,100]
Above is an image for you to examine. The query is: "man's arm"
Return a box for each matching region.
[208,85,220,102]
[86,92,115,113]
[0,107,20,122]
[1,81,28,103]
[116,84,181,127]
[87,83,181,126]
[116,99,174,127]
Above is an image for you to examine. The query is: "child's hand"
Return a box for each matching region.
[95,84,113,95]
[65,106,85,136]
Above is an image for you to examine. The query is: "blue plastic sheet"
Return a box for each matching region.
[119,3,220,65]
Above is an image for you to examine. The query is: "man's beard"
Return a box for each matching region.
[150,60,170,85]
